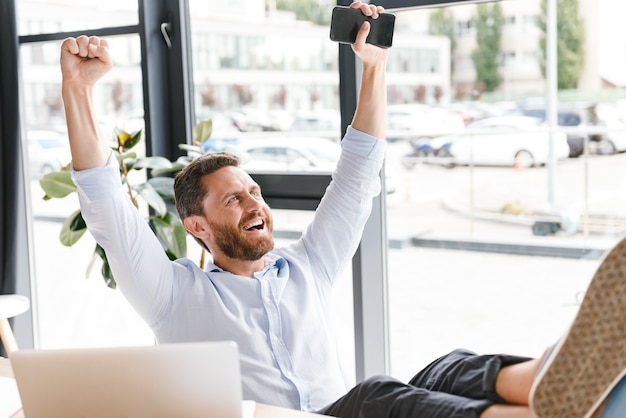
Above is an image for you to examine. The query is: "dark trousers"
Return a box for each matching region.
[317,349,532,418]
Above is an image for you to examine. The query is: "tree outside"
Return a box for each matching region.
[270,0,332,25]
[471,2,504,94]
[537,0,585,90]
[428,7,457,82]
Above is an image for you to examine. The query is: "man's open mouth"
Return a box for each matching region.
[244,219,264,231]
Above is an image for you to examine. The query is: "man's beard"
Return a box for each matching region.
[209,217,274,261]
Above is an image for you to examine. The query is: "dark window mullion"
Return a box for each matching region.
[138,0,194,161]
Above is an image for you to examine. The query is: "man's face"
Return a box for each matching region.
[199,166,274,261]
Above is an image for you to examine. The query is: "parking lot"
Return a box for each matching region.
[385,139,626,242]
[380,141,625,380]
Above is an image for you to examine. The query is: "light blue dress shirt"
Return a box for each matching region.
[72,126,386,412]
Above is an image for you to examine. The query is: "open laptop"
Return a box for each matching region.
[10,341,255,418]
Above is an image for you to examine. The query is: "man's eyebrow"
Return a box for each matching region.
[221,189,241,202]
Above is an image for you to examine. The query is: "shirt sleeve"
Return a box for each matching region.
[341,126,386,161]
[287,125,387,285]
[71,155,193,327]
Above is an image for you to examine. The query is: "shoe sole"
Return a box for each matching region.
[530,236,626,418]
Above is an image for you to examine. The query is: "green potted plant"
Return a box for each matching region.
[39,119,213,289]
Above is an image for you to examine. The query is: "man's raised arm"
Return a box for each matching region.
[348,2,389,140]
[60,36,113,170]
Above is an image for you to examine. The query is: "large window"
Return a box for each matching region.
[185,0,457,383]
[17,1,151,349]
[385,0,626,380]
[12,0,626,388]
[20,34,154,349]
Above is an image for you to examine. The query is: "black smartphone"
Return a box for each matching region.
[329,6,395,48]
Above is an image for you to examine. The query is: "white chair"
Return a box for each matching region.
[0,294,30,356]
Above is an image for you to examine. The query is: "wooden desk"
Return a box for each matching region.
[0,356,323,418]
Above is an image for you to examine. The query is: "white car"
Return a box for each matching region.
[26,129,71,178]
[232,136,397,194]
[436,115,570,168]
[234,137,341,173]
[596,102,626,153]
[387,104,465,140]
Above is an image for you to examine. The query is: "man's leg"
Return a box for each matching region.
[317,375,494,418]
[408,348,533,404]
[494,354,546,404]
[530,236,626,418]
[317,350,538,418]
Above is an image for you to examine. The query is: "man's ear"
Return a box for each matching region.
[183,215,211,240]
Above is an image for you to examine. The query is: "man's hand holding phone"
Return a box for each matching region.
[329,2,395,48]
[336,2,389,140]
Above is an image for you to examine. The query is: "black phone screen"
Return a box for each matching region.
[329,6,396,48]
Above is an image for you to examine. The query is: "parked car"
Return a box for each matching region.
[595,102,626,153]
[517,102,612,157]
[448,101,508,126]
[387,104,465,141]
[234,137,340,173]
[288,111,340,133]
[196,113,242,152]
[233,136,397,193]
[428,115,570,168]
[26,129,71,178]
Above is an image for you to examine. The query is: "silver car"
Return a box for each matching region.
[26,129,71,179]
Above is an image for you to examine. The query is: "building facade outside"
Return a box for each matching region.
[398,0,626,100]
[17,0,451,136]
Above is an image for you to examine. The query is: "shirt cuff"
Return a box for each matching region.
[70,154,122,201]
[341,126,386,162]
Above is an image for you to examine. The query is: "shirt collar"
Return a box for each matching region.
[207,253,286,274]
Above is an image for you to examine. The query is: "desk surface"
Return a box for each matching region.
[0,356,323,418]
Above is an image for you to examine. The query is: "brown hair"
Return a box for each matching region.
[173,152,240,250]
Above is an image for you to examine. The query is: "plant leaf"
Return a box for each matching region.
[133,182,167,216]
[94,244,117,289]
[151,159,188,176]
[92,244,116,289]
[194,119,213,143]
[39,171,76,199]
[179,143,204,156]
[102,263,116,289]
[116,150,138,160]
[152,212,187,259]
[148,177,175,199]
[176,156,194,164]
[69,211,87,231]
[86,248,99,278]
[133,156,173,171]
[59,209,87,246]
[117,130,131,148]
[122,129,143,152]
[115,151,137,172]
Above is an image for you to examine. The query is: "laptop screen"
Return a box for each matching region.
[11,341,248,418]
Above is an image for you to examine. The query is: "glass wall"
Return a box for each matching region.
[15,0,626,388]
[17,0,138,36]
[20,34,153,348]
[186,0,352,380]
[17,0,152,348]
[184,0,454,384]
[385,0,626,381]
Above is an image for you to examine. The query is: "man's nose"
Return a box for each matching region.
[242,193,263,211]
